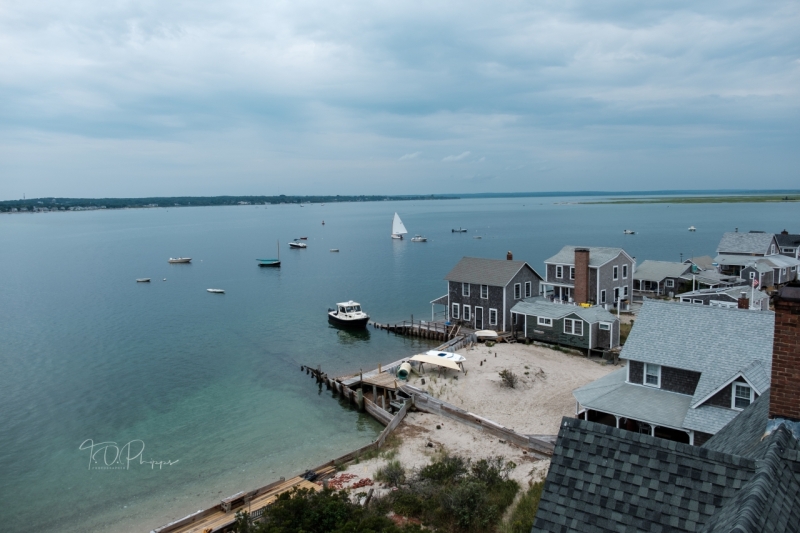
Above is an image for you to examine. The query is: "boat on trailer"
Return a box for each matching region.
[328,300,370,328]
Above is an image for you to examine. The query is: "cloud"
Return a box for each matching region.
[399,151,422,160]
[442,151,471,162]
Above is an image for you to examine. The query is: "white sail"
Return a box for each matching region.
[392,213,408,236]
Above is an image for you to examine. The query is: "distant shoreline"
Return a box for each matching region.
[579,194,800,205]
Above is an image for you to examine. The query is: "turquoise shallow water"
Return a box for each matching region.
[0,197,796,532]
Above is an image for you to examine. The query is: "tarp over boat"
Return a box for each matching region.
[409,353,462,371]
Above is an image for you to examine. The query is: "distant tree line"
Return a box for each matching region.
[0,194,459,212]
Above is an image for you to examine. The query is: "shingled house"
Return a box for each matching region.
[440,256,542,332]
[542,246,635,309]
[633,260,691,296]
[678,285,770,311]
[776,229,800,259]
[532,284,800,533]
[573,299,773,445]
[715,231,800,288]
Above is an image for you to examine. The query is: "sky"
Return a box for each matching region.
[0,0,798,199]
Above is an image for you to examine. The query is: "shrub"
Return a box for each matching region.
[499,369,518,388]
[376,459,406,487]
[419,452,469,484]
[499,478,546,533]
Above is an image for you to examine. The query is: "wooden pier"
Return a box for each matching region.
[369,318,455,342]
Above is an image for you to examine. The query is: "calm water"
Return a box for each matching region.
[0,197,796,532]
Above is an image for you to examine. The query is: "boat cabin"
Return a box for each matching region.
[336,301,363,314]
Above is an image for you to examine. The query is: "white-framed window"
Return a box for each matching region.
[462,283,470,297]
[681,297,691,303]
[693,299,703,305]
[614,287,619,301]
[537,316,552,327]
[600,290,606,304]
[623,286,629,297]
[489,308,498,326]
[665,279,675,288]
[524,281,532,298]
[644,363,661,387]
[514,283,521,299]
[564,318,583,336]
[771,244,776,255]
[782,268,787,275]
[480,285,488,299]
[452,303,460,319]
[613,266,619,280]
[733,383,753,410]
[569,267,575,280]
[749,271,756,280]
[556,265,563,279]
[463,305,471,321]
[622,264,628,279]
[793,266,797,272]
[599,322,611,331]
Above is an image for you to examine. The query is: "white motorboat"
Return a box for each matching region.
[451,227,467,233]
[391,213,408,240]
[289,239,307,249]
[168,257,192,263]
[411,235,427,242]
[136,278,151,283]
[425,350,466,363]
[328,300,370,328]
[623,230,636,235]
[207,288,225,293]
[330,248,339,252]
[688,226,697,232]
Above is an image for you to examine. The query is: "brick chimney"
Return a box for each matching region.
[738,292,749,309]
[769,284,800,422]
[781,229,789,235]
[507,251,513,261]
[574,248,590,304]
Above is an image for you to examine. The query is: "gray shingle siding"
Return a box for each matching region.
[662,367,701,396]
[629,361,644,383]
[524,313,590,349]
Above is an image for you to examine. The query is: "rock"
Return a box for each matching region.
[436,425,441,430]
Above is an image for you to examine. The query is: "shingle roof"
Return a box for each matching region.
[544,246,629,267]
[775,233,800,248]
[444,257,542,286]
[686,255,715,269]
[682,405,739,434]
[511,298,618,324]
[620,300,774,408]
[703,390,772,458]
[634,260,691,282]
[677,285,770,304]
[717,232,776,255]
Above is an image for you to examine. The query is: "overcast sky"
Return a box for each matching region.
[1,0,798,199]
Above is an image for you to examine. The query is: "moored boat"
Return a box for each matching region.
[391,213,408,239]
[451,227,467,233]
[411,235,427,242]
[289,239,307,249]
[136,278,151,282]
[207,288,225,293]
[623,230,636,235]
[688,226,696,232]
[258,239,281,267]
[328,300,370,328]
[168,257,192,263]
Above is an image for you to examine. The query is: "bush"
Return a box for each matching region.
[419,452,469,484]
[376,459,406,487]
[499,478,546,533]
[499,369,518,388]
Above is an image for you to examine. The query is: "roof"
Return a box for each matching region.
[682,404,739,434]
[443,257,542,286]
[620,300,774,408]
[544,246,630,267]
[511,298,618,324]
[775,233,800,248]
[532,414,800,533]
[717,231,777,255]
[685,255,715,269]
[680,269,742,287]
[678,285,770,303]
[633,260,690,282]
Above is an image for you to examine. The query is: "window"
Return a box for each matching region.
[793,266,797,272]
[452,303,460,319]
[749,271,756,280]
[599,322,611,331]
[622,264,628,279]
[733,383,753,409]
[600,290,606,304]
[693,299,703,305]
[524,281,532,298]
[556,265,563,279]
[681,298,691,303]
[489,308,498,326]
[623,286,628,297]
[537,316,552,327]
[514,283,521,299]
[463,305,471,321]
[782,268,787,275]
[665,279,674,288]
[613,266,619,280]
[564,318,583,336]
[771,244,776,255]
[462,283,470,297]
[480,285,488,299]
[644,363,661,387]
[569,267,575,280]
[614,287,619,301]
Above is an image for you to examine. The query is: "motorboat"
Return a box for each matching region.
[451,227,467,233]
[474,330,498,340]
[425,350,466,363]
[136,278,151,283]
[688,226,697,232]
[391,213,408,239]
[289,239,307,249]
[473,236,482,239]
[258,240,281,267]
[328,301,370,328]
[168,257,191,263]
[207,288,225,294]
[411,235,427,242]
[300,237,308,240]
[330,249,339,252]
[623,230,636,235]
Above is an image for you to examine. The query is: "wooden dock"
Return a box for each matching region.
[369,318,454,341]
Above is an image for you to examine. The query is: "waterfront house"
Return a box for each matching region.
[440,255,542,332]
[573,299,773,446]
[532,284,800,533]
[632,260,691,297]
[714,231,800,289]
[776,230,800,259]
[542,246,634,309]
[509,298,620,354]
[678,285,770,311]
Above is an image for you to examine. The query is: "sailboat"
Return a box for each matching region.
[257,240,281,267]
[391,213,408,240]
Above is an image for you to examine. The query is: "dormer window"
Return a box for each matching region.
[733,383,753,409]
[644,363,661,387]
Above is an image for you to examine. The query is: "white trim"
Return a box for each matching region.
[626,361,630,383]
[644,363,661,388]
[600,289,606,304]
[463,304,471,322]
[462,283,470,297]
[514,283,522,300]
[451,303,460,319]
[599,322,611,330]
[480,284,489,299]
[489,308,498,326]
[569,266,575,280]
[596,267,600,304]
[503,285,507,332]
[537,316,553,327]
[692,372,761,408]
[524,281,532,298]
[556,265,563,279]
[622,264,628,279]
[732,382,754,410]
[564,318,583,336]
[613,265,619,281]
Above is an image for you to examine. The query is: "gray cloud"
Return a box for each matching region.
[442,151,471,162]
[399,151,422,160]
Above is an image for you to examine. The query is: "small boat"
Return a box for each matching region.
[328,300,370,328]
[623,230,636,235]
[330,249,339,252]
[289,239,307,249]
[322,220,325,225]
[207,289,225,294]
[474,330,498,340]
[688,226,696,232]
[451,227,467,233]
[391,213,408,240]
[257,240,281,267]
[411,235,427,242]
[168,257,191,263]
[300,237,308,240]
[136,278,151,283]
[473,236,482,239]
[425,350,466,363]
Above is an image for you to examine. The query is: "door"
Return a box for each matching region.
[475,307,483,330]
